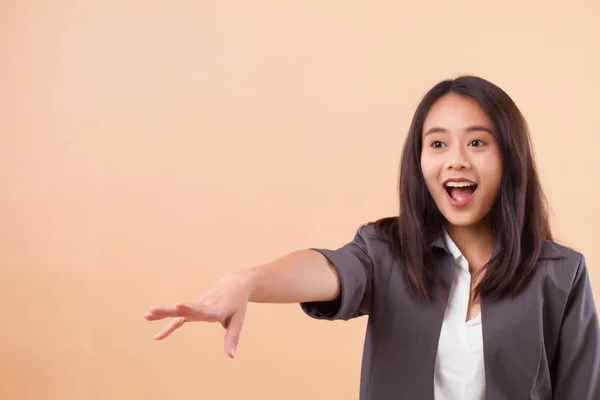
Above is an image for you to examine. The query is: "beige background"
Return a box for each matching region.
[1,1,599,399]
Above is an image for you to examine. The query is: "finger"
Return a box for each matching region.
[175,302,220,322]
[224,310,245,358]
[144,305,188,321]
[144,303,211,321]
[154,317,186,340]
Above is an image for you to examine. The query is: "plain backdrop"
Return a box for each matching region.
[1,1,599,399]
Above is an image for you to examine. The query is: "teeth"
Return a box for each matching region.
[445,181,476,188]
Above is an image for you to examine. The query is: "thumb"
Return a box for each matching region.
[224,310,245,358]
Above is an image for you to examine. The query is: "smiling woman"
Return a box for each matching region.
[370,77,556,399]
[145,76,600,400]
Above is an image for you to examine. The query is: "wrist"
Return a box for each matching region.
[229,268,260,299]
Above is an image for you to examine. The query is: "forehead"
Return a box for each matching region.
[423,93,492,132]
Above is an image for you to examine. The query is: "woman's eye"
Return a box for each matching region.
[469,139,485,147]
[431,141,445,148]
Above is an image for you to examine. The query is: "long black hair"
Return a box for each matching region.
[373,75,552,300]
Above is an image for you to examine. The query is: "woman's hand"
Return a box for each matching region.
[143,271,254,358]
[144,249,341,358]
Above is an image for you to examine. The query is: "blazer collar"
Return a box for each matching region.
[431,235,566,261]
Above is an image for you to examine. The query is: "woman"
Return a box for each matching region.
[144,76,600,399]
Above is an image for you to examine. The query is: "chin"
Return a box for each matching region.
[440,211,484,228]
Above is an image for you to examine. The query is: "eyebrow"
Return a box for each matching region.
[423,125,495,136]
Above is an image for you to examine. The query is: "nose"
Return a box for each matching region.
[445,145,470,170]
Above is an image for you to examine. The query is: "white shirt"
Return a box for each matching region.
[433,231,486,400]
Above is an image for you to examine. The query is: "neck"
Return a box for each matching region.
[446,221,495,274]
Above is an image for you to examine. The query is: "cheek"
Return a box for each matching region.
[420,158,439,191]
[479,153,503,191]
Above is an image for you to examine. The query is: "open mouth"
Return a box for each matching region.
[444,180,478,206]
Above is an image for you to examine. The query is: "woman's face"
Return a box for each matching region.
[420,93,503,228]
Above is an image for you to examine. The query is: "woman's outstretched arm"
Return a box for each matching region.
[143,249,340,358]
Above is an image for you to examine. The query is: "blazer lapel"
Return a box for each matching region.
[480,239,566,399]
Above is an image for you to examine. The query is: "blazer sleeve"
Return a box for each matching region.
[552,255,600,399]
[300,226,374,321]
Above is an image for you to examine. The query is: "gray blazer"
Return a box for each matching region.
[300,223,600,399]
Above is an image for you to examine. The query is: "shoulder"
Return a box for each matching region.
[539,239,587,293]
[356,216,399,247]
[540,239,584,267]
[343,217,399,263]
